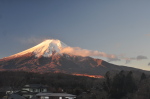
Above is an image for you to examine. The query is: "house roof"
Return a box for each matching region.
[36,93,76,97]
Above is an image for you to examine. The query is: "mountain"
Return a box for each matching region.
[0,39,148,76]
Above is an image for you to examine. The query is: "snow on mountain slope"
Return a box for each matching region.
[7,39,68,58]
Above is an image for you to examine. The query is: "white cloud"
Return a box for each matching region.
[61,47,119,60]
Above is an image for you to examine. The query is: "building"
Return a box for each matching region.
[36,93,76,99]
[22,84,48,93]
[17,84,48,99]
[3,84,76,99]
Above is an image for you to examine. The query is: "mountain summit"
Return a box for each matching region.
[8,39,68,58]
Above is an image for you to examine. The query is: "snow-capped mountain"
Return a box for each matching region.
[7,39,68,58]
[0,39,148,76]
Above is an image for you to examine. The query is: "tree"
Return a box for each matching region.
[102,71,112,98]
[125,71,137,93]
[110,70,126,99]
[140,73,147,81]
[104,71,137,99]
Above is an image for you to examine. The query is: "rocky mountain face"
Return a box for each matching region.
[0,52,144,76]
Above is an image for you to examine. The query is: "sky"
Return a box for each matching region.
[0,0,150,70]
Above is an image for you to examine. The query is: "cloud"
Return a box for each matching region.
[120,56,132,64]
[107,57,120,62]
[60,47,148,63]
[118,55,148,64]
[60,47,119,60]
[148,63,150,66]
[136,55,148,60]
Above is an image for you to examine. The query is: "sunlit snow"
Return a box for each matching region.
[8,39,68,58]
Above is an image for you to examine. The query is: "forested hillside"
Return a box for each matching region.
[0,71,149,99]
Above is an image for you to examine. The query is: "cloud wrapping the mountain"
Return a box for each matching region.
[61,47,118,59]
[61,47,149,64]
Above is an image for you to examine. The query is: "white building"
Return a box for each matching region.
[22,84,48,93]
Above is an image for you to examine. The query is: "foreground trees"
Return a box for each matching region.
[103,71,150,99]
[103,71,134,99]
[0,71,103,98]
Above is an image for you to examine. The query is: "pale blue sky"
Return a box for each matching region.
[0,0,150,70]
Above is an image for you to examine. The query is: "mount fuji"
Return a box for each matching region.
[0,39,147,76]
